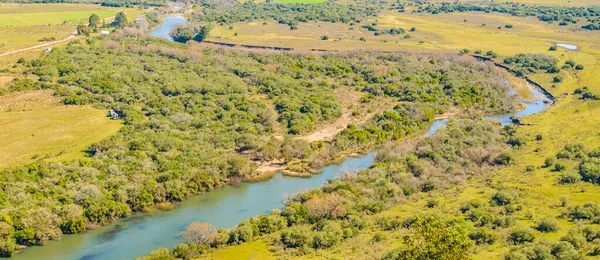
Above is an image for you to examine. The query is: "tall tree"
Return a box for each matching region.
[88,13,100,32]
[112,12,128,28]
[382,216,473,260]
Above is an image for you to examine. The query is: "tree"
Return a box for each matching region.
[179,222,217,246]
[193,24,213,42]
[113,12,128,28]
[77,25,91,36]
[89,14,100,32]
[382,216,473,260]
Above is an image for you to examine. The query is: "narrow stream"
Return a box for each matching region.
[425,82,552,135]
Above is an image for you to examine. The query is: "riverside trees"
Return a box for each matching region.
[0,33,516,255]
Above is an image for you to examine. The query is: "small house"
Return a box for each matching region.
[101,30,110,35]
[110,110,119,120]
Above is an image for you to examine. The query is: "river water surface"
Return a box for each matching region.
[14,153,375,260]
[147,16,186,41]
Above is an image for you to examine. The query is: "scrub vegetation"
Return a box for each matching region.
[1,0,599,259]
[0,30,515,256]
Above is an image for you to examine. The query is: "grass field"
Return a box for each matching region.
[0,4,144,53]
[0,90,122,168]
[468,0,599,6]
[273,0,327,3]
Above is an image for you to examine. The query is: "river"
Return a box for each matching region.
[13,18,554,260]
[425,82,552,135]
[147,16,186,41]
[14,153,375,260]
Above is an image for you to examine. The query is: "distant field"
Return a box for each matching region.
[0,10,116,26]
[467,0,599,6]
[0,4,144,53]
[273,0,327,3]
[0,25,75,53]
[0,90,122,168]
[0,4,117,26]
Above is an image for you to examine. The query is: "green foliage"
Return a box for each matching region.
[112,11,128,28]
[280,225,314,249]
[503,54,559,76]
[469,227,496,245]
[509,228,535,244]
[417,2,600,31]
[382,216,473,260]
[574,87,599,100]
[536,218,560,233]
[491,190,518,206]
[88,13,100,30]
[195,1,381,27]
[505,240,583,260]
[567,202,600,221]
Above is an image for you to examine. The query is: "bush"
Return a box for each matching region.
[575,64,584,70]
[554,162,567,172]
[536,218,560,232]
[491,190,518,206]
[509,228,535,244]
[553,76,562,83]
[557,172,581,184]
[567,202,600,220]
[312,222,342,249]
[468,228,496,245]
[560,228,586,249]
[280,225,314,249]
[544,157,557,168]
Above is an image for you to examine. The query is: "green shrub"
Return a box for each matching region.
[280,225,314,249]
[491,190,518,206]
[468,228,496,245]
[557,172,581,184]
[536,218,560,232]
[509,228,535,244]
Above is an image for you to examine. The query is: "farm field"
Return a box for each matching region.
[0,90,122,168]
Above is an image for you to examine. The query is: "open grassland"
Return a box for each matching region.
[273,0,327,3]
[469,0,600,6]
[199,240,276,260]
[0,4,119,26]
[0,4,144,53]
[0,25,75,53]
[0,90,122,168]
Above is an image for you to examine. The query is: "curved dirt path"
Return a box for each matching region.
[0,31,78,57]
[0,15,117,57]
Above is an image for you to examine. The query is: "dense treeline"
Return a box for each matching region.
[415,2,600,30]
[191,0,382,29]
[0,30,516,256]
[0,0,165,7]
[503,54,559,76]
[140,119,519,259]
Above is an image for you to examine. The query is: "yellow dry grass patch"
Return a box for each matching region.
[0,90,122,168]
[198,240,276,260]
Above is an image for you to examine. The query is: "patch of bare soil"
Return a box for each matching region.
[298,88,397,142]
